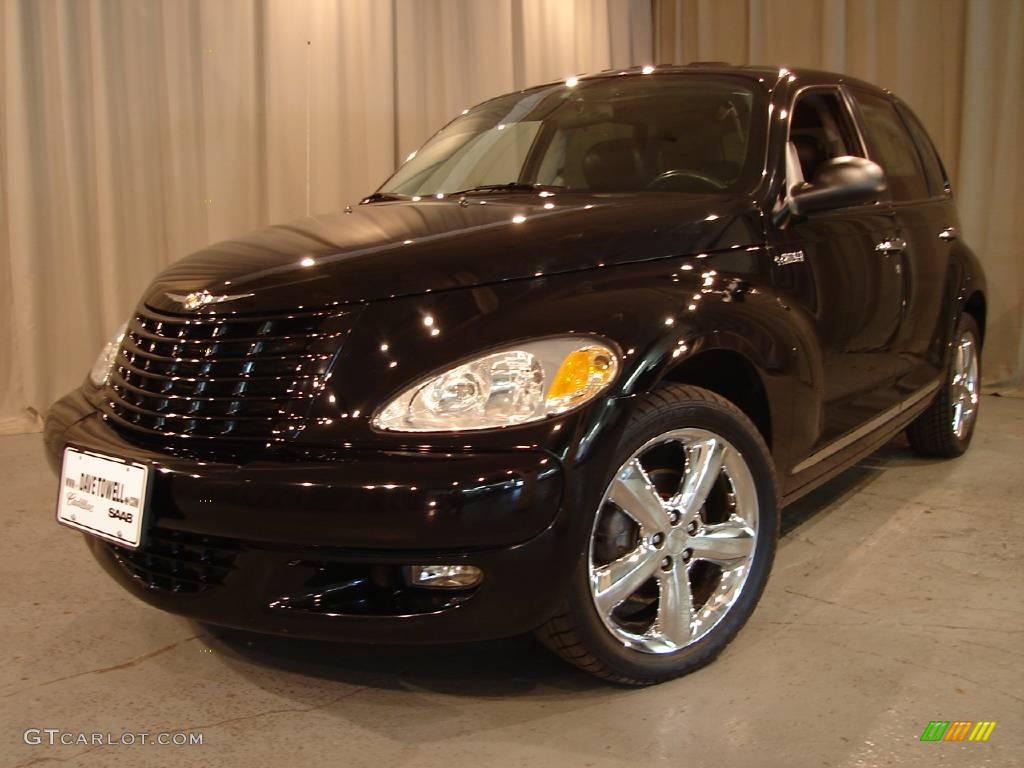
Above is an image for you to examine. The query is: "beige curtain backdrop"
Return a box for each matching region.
[655,0,1024,389]
[4,1,1020,434]
[0,0,652,432]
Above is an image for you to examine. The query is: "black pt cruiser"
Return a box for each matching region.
[46,64,985,684]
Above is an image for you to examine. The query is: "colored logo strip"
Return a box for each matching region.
[920,721,996,742]
[944,721,973,741]
[969,722,997,742]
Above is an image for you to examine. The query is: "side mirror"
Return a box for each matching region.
[790,156,886,216]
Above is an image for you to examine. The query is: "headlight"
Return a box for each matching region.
[372,337,619,432]
[89,322,128,387]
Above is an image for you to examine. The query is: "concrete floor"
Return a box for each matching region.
[2,395,1022,768]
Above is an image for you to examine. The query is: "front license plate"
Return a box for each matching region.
[56,447,150,549]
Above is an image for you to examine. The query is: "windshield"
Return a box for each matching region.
[380,74,767,197]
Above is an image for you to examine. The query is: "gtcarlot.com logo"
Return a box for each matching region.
[24,729,203,747]
[920,721,997,742]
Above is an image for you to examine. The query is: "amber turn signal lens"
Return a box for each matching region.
[545,346,618,413]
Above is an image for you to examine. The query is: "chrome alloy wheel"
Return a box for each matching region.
[588,428,759,654]
[951,331,979,440]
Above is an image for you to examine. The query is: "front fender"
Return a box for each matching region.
[613,261,819,478]
[307,248,812,473]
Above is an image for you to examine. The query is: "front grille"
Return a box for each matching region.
[107,528,240,593]
[101,306,355,442]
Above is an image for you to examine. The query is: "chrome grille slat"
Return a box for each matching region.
[107,393,286,422]
[127,321,337,347]
[139,306,332,324]
[115,356,322,386]
[100,405,280,440]
[120,337,332,366]
[102,306,353,441]
[109,371,312,405]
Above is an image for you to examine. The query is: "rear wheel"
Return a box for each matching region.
[536,384,777,685]
[907,314,981,457]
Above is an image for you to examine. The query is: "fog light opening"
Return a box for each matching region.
[404,564,483,590]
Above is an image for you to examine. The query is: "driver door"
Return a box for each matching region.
[768,87,905,459]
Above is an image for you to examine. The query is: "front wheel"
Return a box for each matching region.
[536,384,778,685]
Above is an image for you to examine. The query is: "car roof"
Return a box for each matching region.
[567,63,888,96]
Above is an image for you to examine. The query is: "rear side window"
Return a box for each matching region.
[851,90,929,202]
[895,103,949,197]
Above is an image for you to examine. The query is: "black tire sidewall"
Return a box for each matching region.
[564,386,778,681]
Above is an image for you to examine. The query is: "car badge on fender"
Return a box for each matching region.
[165,290,255,311]
[774,250,805,266]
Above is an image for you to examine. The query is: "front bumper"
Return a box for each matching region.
[45,389,578,643]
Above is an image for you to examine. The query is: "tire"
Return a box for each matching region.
[906,314,981,458]
[536,384,778,685]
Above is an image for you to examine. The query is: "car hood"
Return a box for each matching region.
[144,193,763,314]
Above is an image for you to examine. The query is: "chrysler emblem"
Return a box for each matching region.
[166,290,254,311]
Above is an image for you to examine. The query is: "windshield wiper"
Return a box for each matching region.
[364,184,566,202]
[448,183,566,196]
[360,192,409,204]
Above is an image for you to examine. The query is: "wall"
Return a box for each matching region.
[655,0,1024,387]
[0,0,653,431]
[4,0,1019,433]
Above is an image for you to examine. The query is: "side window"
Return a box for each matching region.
[895,102,949,197]
[788,90,862,184]
[851,90,929,202]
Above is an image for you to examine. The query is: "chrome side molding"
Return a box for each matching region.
[791,379,941,474]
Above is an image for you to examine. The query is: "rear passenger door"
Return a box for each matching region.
[848,90,955,397]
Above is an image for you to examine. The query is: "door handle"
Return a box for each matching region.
[939,226,958,241]
[875,237,907,254]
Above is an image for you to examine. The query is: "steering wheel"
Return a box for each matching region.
[647,169,728,193]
